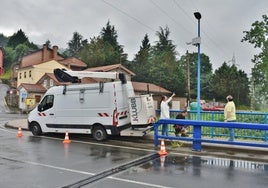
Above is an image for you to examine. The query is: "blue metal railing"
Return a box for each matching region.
[154,119,268,151]
[155,110,268,141]
[167,110,268,124]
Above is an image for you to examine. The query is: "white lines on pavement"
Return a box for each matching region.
[1,155,173,188]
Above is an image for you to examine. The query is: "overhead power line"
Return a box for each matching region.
[101,0,155,32]
[173,0,232,61]
[150,0,193,34]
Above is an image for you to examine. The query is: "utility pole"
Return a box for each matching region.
[186,50,190,109]
[250,70,254,111]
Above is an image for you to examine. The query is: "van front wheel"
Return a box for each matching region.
[31,122,42,136]
[92,126,107,141]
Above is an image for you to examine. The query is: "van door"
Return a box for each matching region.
[37,95,55,128]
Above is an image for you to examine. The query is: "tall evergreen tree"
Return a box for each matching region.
[100,21,127,65]
[65,32,88,58]
[4,29,38,69]
[7,29,29,49]
[131,34,151,82]
[80,21,127,67]
[149,26,179,93]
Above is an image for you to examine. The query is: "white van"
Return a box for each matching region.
[28,70,155,141]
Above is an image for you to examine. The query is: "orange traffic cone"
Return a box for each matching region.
[17,126,23,137]
[63,131,71,144]
[158,139,167,156]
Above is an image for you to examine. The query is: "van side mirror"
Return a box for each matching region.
[119,73,126,84]
[37,104,42,112]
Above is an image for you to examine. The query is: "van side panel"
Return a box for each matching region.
[28,81,135,135]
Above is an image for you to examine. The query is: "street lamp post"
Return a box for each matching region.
[186,12,202,151]
[193,12,202,151]
[194,12,201,121]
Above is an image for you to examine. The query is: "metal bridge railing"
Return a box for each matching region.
[154,119,268,151]
[155,110,268,141]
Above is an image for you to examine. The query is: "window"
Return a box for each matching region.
[19,73,22,79]
[38,95,54,112]
[43,80,47,87]
[24,72,26,78]
[49,79,54,87]
[29,70,31,77]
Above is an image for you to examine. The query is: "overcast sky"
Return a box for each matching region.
[1,0,267,74]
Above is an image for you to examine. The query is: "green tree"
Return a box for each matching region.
[210,62,250,106]
[0,33,8,47]
[149,26,180,94]
[3,47,16,69]
[80,37,106,67]
[177,52,213,100]
[130,34,151,82]
[241,14,268,103]
[80,21,127,67]
[14,44,30,60]
[7,29,28,49]
[190,53,212,99]
[64,32,88,58]
[4,29,38,69]
[100,21,127,65]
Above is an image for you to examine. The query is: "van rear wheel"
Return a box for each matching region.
[92,126,107,141]
[31,122,42,136]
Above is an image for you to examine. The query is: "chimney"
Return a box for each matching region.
[52,45,58,59]
[42,44,48,62]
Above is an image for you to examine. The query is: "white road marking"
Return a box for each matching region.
[0,155,173,188]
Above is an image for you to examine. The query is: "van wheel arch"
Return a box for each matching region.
[92,124,107,141]
[30,121,42,136]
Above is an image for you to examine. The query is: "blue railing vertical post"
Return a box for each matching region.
[154,122,160,147]
[212,127,215,138]
[193,125,202,151]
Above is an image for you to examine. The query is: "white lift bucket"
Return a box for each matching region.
[128,94,156,126]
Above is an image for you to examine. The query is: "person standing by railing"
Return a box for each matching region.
[224,95,236,141]
[160,93,175,135]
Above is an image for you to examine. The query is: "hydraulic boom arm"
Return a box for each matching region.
[54,68,126,84]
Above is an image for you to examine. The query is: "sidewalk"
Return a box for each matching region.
[5,118,28,130]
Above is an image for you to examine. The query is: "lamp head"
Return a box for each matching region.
[194,12,201,20]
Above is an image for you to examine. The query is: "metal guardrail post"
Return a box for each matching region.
[154,122,160,147]
[192,125,202,151]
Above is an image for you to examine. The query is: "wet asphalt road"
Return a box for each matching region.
[1,113,268,188]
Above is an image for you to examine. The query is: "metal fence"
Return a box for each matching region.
[154,110,268,151]
[168,110,268,123]
[154,119,268,151]
[155,110,268,141]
